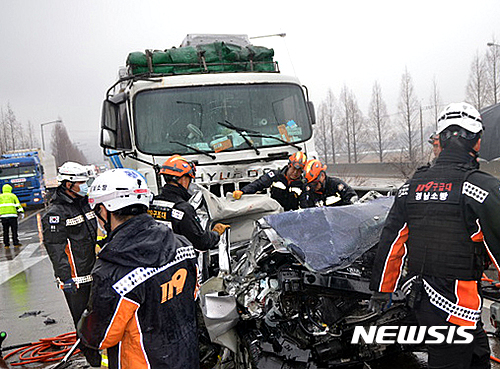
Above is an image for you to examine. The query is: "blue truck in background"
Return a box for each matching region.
[0,150,58,207]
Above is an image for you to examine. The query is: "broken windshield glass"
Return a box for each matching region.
[264,197,395,273]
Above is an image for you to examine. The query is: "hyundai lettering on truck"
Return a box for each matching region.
[100,34,317,196]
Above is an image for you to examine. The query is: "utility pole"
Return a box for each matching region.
[40,119,62,151]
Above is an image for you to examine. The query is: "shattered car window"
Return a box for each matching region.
[264,196,394,273]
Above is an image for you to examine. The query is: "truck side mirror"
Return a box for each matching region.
[307,101,316,125]
[100,93,132,150]
[101,128,116,149]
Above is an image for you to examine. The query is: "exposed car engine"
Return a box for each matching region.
[198,195,418,368]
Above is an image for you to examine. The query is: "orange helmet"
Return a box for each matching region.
[288,151,307,169]
[160,155,196,179]
[304,159,327,183]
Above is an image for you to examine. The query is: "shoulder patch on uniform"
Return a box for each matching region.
[49,216,60,224]
[267,171,275,178]
[462,181,489,203]
[171,209,184,220]
[152,200,175,209]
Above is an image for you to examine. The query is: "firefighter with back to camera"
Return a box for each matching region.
[300,158,357,208]
[149,154,229,251]
[78,168,199,369]
[232,151,307,211]
[369,102,500,369]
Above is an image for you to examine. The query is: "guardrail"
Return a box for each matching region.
[327,161,500,197]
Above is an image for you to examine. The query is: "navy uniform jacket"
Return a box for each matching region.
[78,213,199,369]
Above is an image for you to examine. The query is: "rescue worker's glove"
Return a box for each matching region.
[232,190,243,200]
[212,223,230,236]
[79,344,102,368]
[60,279,78,294]
[368,291,392,313]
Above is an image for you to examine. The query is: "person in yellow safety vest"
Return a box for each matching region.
[0,184,24,247]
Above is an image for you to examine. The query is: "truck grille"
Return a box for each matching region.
[205,181,251,197]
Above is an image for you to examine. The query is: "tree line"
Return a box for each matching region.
[0,103,86,166]
[315,40,499,170]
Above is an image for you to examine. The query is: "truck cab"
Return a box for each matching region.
[101,34,317,196]
[0,152,45,207]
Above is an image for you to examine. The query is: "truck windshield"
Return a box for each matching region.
[0,164,37,179]
[134,83,312,155]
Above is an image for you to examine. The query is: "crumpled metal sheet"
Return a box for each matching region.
[264,196,394,273]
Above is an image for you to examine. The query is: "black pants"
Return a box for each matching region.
[2,217,19,246]
[64,284,101,367]
[415,292,491,369]
[63,283,92,328]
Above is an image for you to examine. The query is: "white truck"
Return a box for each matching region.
[100,34,317,196]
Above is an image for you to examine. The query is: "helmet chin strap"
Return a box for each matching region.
[95,205,112,234]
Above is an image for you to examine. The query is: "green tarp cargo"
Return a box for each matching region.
[126,42,275,76]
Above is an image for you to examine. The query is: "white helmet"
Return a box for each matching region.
[58,162,89,182]
[88,168,150,212]
[437,102,483,134]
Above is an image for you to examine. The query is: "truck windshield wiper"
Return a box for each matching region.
[217,120,302,151]
[217,120,260,155]
[170,140,216,160]
[245,132,302,150]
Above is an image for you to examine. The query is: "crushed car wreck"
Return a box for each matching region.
[197,194,420,368]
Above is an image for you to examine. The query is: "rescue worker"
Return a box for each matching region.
[369,102,500,369]
[300,159,357,208]
[232,151,307,211]
[149,154,229,251]
[428,131,442,162]
[42,162,97,329]
[78,168,199,369]
[0,184,24,247]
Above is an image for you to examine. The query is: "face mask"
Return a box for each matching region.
[76,183,88,197]
[97,220,107,236]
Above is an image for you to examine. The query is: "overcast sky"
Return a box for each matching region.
[1,0,499,163]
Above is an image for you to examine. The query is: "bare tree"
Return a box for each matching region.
[350,95,365,164]
[339,86,365,163]
[315,101,330,162]
[50,123,87,166]
[4,104,18,151]
[0,104,42,154]
[26,120,38,148]
[324,89,338,164]
[429,77,442,131]
[465,51,489,110]
[368,81,390,162]
[339,85,352,163]
[398,68,420,162]
[486,37,500,106]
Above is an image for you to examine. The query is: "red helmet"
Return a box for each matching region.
[304,159,327,183]
[288,151,307,169]
[160,155,196,179]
